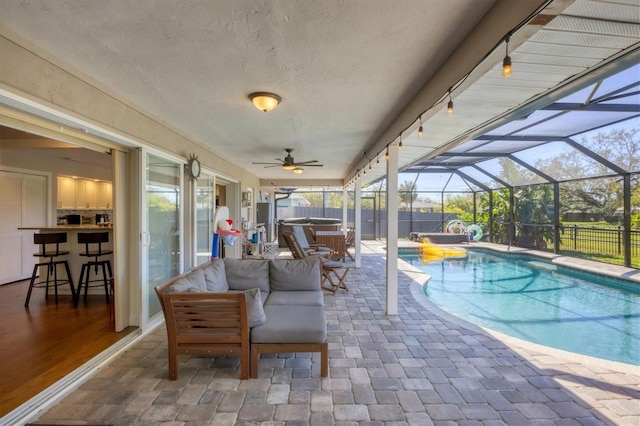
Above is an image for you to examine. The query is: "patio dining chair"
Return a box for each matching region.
[291,225,332,255]
[283,232,349,294]
[344,227,355,261]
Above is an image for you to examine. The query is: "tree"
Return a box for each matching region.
[479,189,510,244]
[301,192,322,207]
[148,192,178,212]
[513,183,554,249]
[398,180,417,209]
[327,192,347,209]
[536,127,639,221]
[444,194,474,215]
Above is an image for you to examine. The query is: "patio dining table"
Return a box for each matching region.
[314,230,346,261]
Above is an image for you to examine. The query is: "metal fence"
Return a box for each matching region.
[496,223,639,268]
[559,225,640,265]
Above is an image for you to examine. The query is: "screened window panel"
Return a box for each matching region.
[415,173,459,191]
[449,139,489,153]
[559,176,623,219]
[484,110,558,135]
[458,166,502,189]
[514,111,637,137]
[517,141,619,180]
[471,139,548,153]
[594,64,640,100]
[601,91,640,105]
[557,84,594,103]
[475,157,547,186]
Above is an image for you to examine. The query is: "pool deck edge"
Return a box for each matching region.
[366,240,640,374]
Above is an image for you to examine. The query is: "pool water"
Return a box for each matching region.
[400,249,640,366]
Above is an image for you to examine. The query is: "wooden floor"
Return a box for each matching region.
[0,279,136,417]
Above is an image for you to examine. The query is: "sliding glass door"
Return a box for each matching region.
[144,153,182,321]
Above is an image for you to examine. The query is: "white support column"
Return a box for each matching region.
[386,145,399,315]
[342,188,348,233]
[354,182,361,268]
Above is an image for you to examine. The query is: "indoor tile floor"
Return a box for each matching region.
[28,243,640,425]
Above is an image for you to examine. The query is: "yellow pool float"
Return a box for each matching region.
[419,238,467,262]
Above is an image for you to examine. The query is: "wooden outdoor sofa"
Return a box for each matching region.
[155,257,328,380]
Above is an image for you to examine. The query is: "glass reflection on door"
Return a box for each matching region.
[195,174,215,265]
[146,154,181,319]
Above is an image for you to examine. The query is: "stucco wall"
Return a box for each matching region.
[0,29,259,190]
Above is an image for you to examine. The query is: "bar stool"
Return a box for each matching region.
[25,232,75,307]
[76,232,113,306]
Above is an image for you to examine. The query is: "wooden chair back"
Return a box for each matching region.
[33,232,69,257]
[291,225,313,249]
[282,232,307,259]
[155,283,250,380]
[345,228,355,247]
[78,232,112,257]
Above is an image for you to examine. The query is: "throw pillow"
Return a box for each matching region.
[224,258,270,292]
[203,258,229,292]
[269,258,321,291]
[245,288,266,328]
[165,268,206,293]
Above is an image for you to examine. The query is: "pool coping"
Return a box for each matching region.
[368,240,640,374]
[399,240,640,284]
[469,241,640,285]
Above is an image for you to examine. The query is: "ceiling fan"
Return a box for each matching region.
[253,148,323,173]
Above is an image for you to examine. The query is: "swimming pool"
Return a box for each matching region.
[400,249,640,366]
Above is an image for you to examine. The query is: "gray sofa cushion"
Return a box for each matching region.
[202,258,229,292]
[265,290,324,307]
[224,258,270,292]
[251,305,327,343]
[245,288,267,328]
[269,259,321,291]
[164,268,206,293]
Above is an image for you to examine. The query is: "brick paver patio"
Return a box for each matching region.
[28,243,639,425]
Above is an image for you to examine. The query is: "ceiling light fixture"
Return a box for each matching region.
[502,34,512,78]
[385,146,390,161]
[292,167,304,174]
[282,163,296,171]
[248,92,282,112]
[447,89,454,115]
[418,116,423,137]
[376,155,380,166]
[398,134,403,151]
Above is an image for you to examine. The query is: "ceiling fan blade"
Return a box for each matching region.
[300,163,323,167]
[252,161,281,165]
[294,160,319,165]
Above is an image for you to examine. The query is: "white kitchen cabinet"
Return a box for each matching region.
[0,171,47,284]
[97,181,112,209]
[57,176,76,209]
[57,177,112,210]
[75,179,97,209]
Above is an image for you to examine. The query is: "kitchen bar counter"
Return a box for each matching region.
[19,226,113,297]
[19,224,113,230]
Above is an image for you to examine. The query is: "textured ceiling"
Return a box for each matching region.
[1,1,636,188]
[0,0,499,181]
